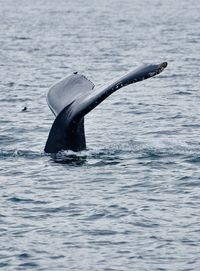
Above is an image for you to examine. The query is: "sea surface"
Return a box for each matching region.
[0,0,200,270]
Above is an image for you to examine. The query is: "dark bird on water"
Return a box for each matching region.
[22,106,27,112]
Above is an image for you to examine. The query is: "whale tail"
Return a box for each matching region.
[44,62,167,153]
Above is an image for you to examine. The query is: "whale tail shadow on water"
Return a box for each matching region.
[44,62,167,153]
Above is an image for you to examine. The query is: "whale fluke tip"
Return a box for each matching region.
[161,62,168,69]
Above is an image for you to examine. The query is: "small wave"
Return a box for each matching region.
[184,155,200,164]
[18,253,31,259]
[83,229,118,236]
[18,262,39,268]
[174,91,193,96]
[7,197,48,204]
[11,36,31,41]
[0,98,32,102]
[0,149,44,159]
[177,176,200,187]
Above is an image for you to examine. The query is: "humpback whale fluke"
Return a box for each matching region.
[44,62,167,153]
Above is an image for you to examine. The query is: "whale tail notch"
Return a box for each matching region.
[44,62,167,153]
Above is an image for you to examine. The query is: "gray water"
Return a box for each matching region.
[0,0,200,270]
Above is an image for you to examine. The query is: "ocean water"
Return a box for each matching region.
[0,0,200,270]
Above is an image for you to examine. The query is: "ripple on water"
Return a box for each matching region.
[0,149,45,159]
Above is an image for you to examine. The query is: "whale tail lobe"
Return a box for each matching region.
[44,62,167,153]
